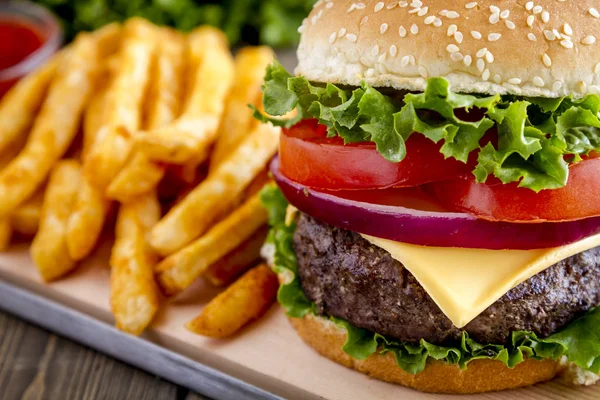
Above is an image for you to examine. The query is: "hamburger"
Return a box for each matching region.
[255,0,600,394]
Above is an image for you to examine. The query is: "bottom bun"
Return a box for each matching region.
[290,313,560,394]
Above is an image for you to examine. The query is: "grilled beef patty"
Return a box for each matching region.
[293,212,600,345]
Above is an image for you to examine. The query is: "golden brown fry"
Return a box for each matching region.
[0,57,58,156]
[209,46,274,171]
[31,160,81,282]
[110,192,160,335]
[149,123,279,255]
[106,28,185,203]
[155,193,268,296]
[0,219,12,251]
[204,226,268,287]
[134,26,234,164]
[65,178,110,261]
[185,265,278,338]
[84,18,155,190]
[11,190,43,237]
[82,76,111,161]
[0,33,100,218]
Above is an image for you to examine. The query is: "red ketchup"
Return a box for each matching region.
[0,18,44,97]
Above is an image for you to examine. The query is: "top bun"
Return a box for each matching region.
[296,0,600,98]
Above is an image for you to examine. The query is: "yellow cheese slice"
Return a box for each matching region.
[361,233,600,328]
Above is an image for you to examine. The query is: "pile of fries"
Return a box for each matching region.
[0,18,280,337]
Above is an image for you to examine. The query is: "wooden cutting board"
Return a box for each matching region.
[0,242,599,400]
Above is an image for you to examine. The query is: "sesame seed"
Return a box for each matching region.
[488,33,501,41]
[505,20,516,29]
[482,69,490,81]
[387,2,399,10]
[408,7,420,14]
[365,68,376,78]
[418,6,428,16]
[552,81,563,92]
[346,33,357,42]
[439,9,448,16]
[378,53,387,63]
[489,13,500,24]
[526,1,534,11]
[380,23,389,34]
[471,30,482,39]
[447,44,460,53]
[448,24,458,36]
[533,76,545,87]
[485,51,494,63]
[355,2,366,9]
[464,55,473,66]
[410,24,419,34]
[419,65,428,78]
[360,16,369,25]
[424,15,436,24]
[493,74,502,84]
[338,28,347,37]
[583,36,597,45]
[455,31,464,43]
[390,44,398,57]
[476,47,488,58]
[347,4,356,13]
[399,1,408,7]
[508,78,522,85]
[532,5,542,14]
[476,58,485,72]
[401,55,411,67]
[542,53,552,67]
[433,18,442,27]
[399,26,407,37]
[329,32,337,43]
[489,5,500,14]
[541,11,549,23]
[371,45,380,56]
[564,23,573,36]
[446,11,459,18]
[590,8,600,18]
[560,39,574,49]
[374,2,385,12]
[500,10,510,19]
[465,2,477,9]
[528,33,537,41]
[527,15,535,27]
[544,30,556,40]
[326,2,334,8]
[595,62,600,74]
[451,52,464,61]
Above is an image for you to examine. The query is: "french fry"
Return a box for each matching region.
[0,219,12,250]
[0,57,58,156]
[31,160,81,282]
[106,28,185,202]
[155,193,268,296]
[209,46,274,171]
[11,190,43,237]
[149,122,279,255]
[185,265,278,338]
[134,26,235,164]
[110,192,160,335]
[0,33,100,218]
[84,18,155,190]
[204,226,269,287]
[65,178,110,260]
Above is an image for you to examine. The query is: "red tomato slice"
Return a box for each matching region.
[424,157,600,222]
[279,119,473,190]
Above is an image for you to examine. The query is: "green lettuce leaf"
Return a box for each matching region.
[257,62,600,192]
[261,185,600,374]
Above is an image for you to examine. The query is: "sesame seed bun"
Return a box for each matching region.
[296,0,600,98]
[290,313,561,394]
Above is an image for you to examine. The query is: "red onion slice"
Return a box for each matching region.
[271,156,600,250]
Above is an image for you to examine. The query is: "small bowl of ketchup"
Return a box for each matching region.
[0,1,62,97]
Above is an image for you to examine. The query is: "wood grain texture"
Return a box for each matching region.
[0,311,209,400]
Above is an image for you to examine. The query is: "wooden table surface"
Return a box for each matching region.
[0,310,209,400]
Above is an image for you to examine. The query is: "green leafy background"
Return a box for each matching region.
[260,184,600,374]
[256,62,600,192]
[34,0,316,47]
